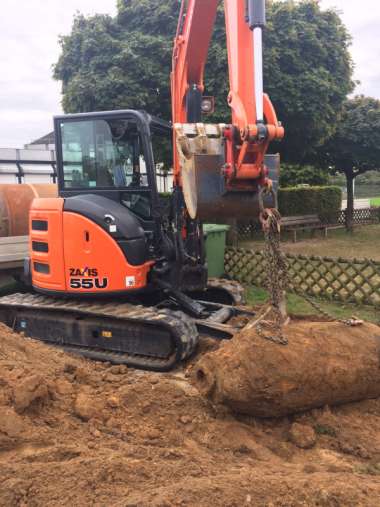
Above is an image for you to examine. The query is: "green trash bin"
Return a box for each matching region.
[203,224,230,278]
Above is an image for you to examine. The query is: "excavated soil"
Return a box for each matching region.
[1,322,380,506]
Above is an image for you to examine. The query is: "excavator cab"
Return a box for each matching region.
[28,110,208,297]
[55,110,164,220]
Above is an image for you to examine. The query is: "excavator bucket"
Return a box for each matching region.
[175,123,279,221]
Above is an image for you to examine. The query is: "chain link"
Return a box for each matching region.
[252,188,363,345]
[293,289,364,327]
[256,206,289,345]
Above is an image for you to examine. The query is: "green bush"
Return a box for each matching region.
[278,186,342,222]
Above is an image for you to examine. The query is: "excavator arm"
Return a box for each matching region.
[171,0,284,220]
[171,0,219,126]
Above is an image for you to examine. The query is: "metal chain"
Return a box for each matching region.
[253,188,363,345]
[256,206,289,345]
[293,289,337,322]
[293,289,364,327]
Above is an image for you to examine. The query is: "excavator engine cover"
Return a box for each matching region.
[29,196,152,295]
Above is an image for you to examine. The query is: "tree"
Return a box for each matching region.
[264,0,354,163]
[54,0,354,164]
[323,96,380,231]
[279,163,329,187]
[53,12,175,118]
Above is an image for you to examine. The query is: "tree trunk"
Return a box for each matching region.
[345,170,355,232]
[193,320,380,418]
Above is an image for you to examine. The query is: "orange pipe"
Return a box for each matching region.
[0,184,57,237]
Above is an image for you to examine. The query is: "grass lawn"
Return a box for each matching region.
[371,197,380,207]
[240,224,380,261]
[246,286,379,325]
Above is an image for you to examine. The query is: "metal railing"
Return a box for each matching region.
[0,148,175,191]
[0,148,57,184]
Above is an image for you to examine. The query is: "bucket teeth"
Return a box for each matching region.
[174,123,226,139]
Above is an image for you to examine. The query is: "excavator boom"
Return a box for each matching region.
[171,0,284,220]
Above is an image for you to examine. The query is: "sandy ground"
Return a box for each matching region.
[1,322,380,506]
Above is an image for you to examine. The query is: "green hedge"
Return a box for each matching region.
[278,186,342,222]
[159,187,342,223]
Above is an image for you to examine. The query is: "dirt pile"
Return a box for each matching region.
[1,322,380,506]
[194,320,380,417]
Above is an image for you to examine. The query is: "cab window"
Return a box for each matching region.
[60,119,149,189]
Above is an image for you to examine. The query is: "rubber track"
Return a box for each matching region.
[0,293,198,372]
[208,278,246,305]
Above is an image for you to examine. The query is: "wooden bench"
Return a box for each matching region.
[281,215,339,243]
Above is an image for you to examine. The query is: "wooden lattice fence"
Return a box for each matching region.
[333,208,380,226]
[225,248,380,308]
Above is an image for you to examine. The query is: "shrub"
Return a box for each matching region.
[278,186,342,223]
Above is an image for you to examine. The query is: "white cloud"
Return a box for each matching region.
[0,0,378,148]
[320,0,380,98]
[0,0,116,148]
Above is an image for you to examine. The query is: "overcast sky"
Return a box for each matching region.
[0,0,378,148]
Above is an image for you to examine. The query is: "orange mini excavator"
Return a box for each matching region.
[0,0,283,371]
